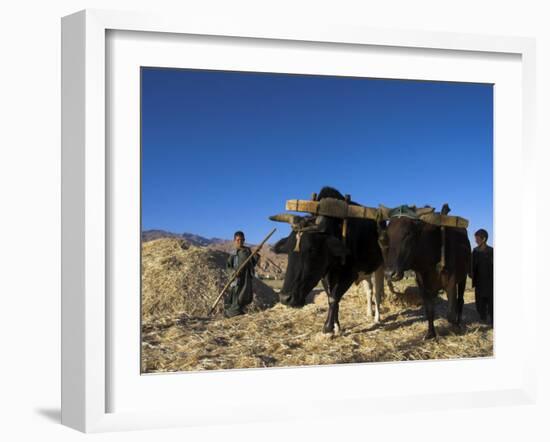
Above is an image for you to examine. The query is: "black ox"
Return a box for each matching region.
[379,206,471,339]
[270,187,385,334]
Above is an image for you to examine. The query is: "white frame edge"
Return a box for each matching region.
[61,9,537,433]
[62,9,107,432]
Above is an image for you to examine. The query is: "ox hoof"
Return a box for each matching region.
[322,323,334,334]
[313,331,334,342]
[424,330,437,340]
[451,322,463,333]
[446,313,459,326]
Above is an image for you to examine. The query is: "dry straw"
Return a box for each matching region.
[141,238,492,373]
[142,238,278,321]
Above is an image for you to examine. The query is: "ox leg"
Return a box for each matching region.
[423,291,437,339]
[445,275,459,326]
[388,279,396,293]
[387,278,396,300]
[323,276,340,334]
[364,276,374,320]
[324,298,341,335]
[456,279,466,325]
[323,275,353,335]
[373,265,385,323]
[417,273,437,339]
[321,277,331,296]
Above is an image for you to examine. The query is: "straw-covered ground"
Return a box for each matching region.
[141,238,493,373]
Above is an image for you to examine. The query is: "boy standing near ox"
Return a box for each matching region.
[224,231,260,318]
[471,228,494,326]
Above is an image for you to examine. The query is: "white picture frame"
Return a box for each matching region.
[61,9,537,433]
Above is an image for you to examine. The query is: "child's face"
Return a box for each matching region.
[234,235,244,248]
[475,235,486,247]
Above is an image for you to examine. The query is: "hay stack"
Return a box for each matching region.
[141,238,278,322]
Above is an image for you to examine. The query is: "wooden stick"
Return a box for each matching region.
[208,228,277,316]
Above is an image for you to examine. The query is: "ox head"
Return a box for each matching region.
[269,213,348,307]
[378,205,427,282]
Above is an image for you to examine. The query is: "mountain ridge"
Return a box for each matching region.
[142,229,287,279]
[142,229,225,246]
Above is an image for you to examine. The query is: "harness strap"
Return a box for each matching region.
[294,231,302,252]
[340,194,351,265]
[437,226,446,274]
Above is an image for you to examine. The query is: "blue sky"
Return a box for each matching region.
[141,68,493,246]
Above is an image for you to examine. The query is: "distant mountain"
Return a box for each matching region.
[142,229,287,279]
[141,229,224,246]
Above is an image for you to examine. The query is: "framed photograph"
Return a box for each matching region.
[61,9,537,433]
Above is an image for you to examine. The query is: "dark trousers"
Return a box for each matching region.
[224,285,244,318]
[475,290,493,323]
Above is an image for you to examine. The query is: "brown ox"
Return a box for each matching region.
[379,206,471,339]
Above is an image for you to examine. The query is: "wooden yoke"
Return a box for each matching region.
[285,198,379,220]
[281,197,468,275]
[286,195,370,265]
[342,194,351,243]
[284,196,382,266]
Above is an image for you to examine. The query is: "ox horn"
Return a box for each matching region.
[415,206,435,216]
[269,213,301,225]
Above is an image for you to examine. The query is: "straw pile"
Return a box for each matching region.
[141,265,493,373]
[141,238,278,323]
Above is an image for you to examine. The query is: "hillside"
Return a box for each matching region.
[142,229,225,246]
[142,229,287,279]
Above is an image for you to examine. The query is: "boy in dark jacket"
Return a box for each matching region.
[224,231,260,318]
[471,228,493,326]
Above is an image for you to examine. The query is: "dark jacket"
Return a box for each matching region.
[225,246,259,312]
[472,245,493,297]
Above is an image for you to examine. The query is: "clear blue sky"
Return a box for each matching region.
[141,68,493,247]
